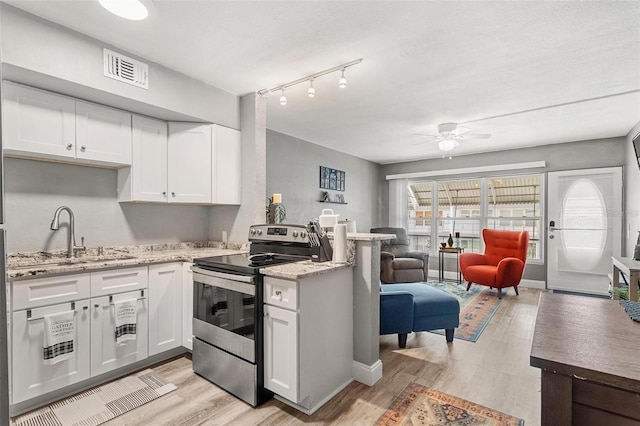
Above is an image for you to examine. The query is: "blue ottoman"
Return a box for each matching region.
[380,283,460,348]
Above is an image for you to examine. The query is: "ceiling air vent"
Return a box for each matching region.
[103,48,149,89]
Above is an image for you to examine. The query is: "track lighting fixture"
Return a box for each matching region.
[258,58,363,106]
[338,69,347,89]
[279,89,287,106]
[307,79,316,98]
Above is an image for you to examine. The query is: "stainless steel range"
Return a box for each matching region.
[192,224,325,406]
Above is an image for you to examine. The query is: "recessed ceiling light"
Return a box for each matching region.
[99,0,149,20]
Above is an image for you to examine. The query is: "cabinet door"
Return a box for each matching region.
[148,263,182,356]
[167,123,212,204]
[131,115,168,202]
[76,101,132,166]
[2,81,76,159]
[90,291,148,377]
[182,263,194,350]
[11,299,91,404]
[264,304,298,402]
[212,125,241,205]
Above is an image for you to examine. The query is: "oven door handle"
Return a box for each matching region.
[191,266,254,283]
[192,268,256,296]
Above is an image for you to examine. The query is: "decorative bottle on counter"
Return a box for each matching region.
[447,234,454,247]
[634,231,640,260]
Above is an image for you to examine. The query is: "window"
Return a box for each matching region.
[406,174,543,261]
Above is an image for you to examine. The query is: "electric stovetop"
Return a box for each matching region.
[193,252,306,275]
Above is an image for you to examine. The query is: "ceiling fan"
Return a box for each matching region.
[415,123,491,158]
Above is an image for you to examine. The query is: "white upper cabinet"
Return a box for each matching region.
[76,101,132,166]
[168,123,212,204]
[2,81,132,167]
[3,81,76,159]
[212,125,241,205]
[119,115,168,202]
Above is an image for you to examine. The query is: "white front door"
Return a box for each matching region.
[547,167,622,295]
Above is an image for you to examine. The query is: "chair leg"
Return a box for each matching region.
[398,333,408,348]
[497,288,503,299]
[445,328,454,343]
[466,282,472,291]
[514,286,519,296]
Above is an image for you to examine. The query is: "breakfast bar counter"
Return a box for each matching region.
[530,292,640,425]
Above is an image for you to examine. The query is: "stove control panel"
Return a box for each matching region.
[249,224,309,243]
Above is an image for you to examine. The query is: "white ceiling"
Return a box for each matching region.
[6,0,640,164]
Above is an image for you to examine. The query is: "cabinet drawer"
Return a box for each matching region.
[264,277,297,310]
[90,266,148,297]
[12,273,91,311]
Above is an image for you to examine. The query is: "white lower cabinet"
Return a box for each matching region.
[10,263,188,409]
[148,263,182,356]
[11,299,91,404]
[263,268,353,414]
[90,290,148,377]
[264,303,298,402]
[182,263,194,350]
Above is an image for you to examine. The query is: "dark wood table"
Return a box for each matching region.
[530,292,640,425]
[438,247,464,283]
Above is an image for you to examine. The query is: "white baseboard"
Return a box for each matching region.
[274,378,353,415]
[352,359,383,386]
[519,279,545,290]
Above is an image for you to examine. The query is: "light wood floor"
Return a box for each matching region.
[104,287,542,426]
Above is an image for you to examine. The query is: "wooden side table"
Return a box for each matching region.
[438,247,464,284]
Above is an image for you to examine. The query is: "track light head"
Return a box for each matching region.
[338,69,347,89]
[307,79,316,98]
[279,89,287,106]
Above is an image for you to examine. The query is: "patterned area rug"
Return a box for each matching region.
[423,280,502,342]
[376,383,524,426]
[12,369,176,426]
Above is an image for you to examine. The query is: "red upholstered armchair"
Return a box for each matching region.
[459,229,529,299]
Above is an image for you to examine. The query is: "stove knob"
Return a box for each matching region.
[250,229,256,235]
[300,231,306,238]
[256,229,263,235]
[292,231,298,238]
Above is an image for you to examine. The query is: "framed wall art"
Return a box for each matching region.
[319,166,345,191]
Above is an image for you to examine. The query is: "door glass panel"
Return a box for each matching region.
[560,179,607,271]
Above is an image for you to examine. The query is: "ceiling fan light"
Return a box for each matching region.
[338,69,347,89]
[99,0,148,20]
[438,139,456,151]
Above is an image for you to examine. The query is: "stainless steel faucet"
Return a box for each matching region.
[50,206,86,258]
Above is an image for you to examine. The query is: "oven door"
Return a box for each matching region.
[192,268,256,363]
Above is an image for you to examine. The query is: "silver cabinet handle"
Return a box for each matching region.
[171,192,176,197]
[80,145,86,152]
[83,306,88,311]
[66,144,73,150]
[94,304,100,308]
[162,191,167,197]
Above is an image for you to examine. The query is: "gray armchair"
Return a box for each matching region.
[370,227,429,284]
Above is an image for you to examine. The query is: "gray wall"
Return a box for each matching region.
[0,4,239,126]
[265,130,380,231]
[4,158,210,253]
[625,121,640,256]
[379,137,626,282]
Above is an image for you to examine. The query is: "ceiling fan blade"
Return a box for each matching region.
[412,133,438,138]
[460,133,491,139]
[412,135,443,145]
[450,126,469,136]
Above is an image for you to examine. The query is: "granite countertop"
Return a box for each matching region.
[7,241,248,280]
[260,260,352,280]
[327,232,396,241]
